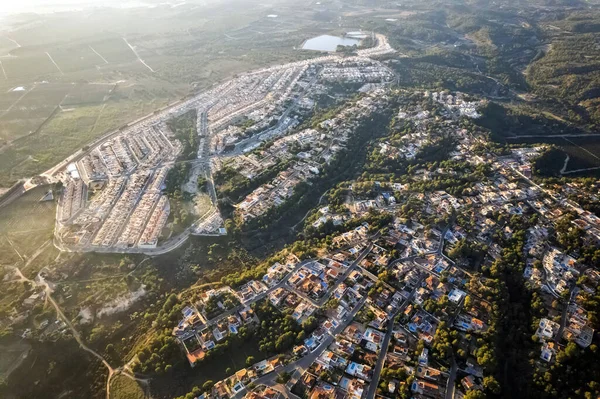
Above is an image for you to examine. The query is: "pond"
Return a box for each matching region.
[302,34,361,52]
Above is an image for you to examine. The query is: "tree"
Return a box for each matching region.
[483,376,500,394]
[464,390,486,399]
[302,316,318,333]
[275,332,296,351]
[202,381,215,392]
[246,356,255,366]
[276,371,292,384]
[464,295,472,308]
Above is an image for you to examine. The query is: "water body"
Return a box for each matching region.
[302,35,361,52]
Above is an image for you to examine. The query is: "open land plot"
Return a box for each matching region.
[7,234,55,272]
[195,193,214,217]
[0,278,30,318]
[0,235,23,265]
[59,277,134,318]
[0,186,56,237]
[40,252,150,320]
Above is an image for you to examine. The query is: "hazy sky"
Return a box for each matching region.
[0,0,161,16]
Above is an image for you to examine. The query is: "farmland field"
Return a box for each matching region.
[0,83,71,142]
[89,38,138,65]
[47,44,109,73]
[1,53,59,79]
[62,83,115,107]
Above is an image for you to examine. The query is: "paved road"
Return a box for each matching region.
[445,357,457,399]
[556,288,575,342]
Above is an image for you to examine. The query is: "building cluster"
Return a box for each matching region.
[427,91,481,119]
[319,59,394,83]
[58,178,85,222]
[208,64,309,134]
[51,33,400,254]
[53,74,600,399]
[56,121,180,250]
[231,89,391,221]
[236,161,319,220]
[230,89,595,397]
[312,205,348,229]
[182,195,504,399]
[61,165,171,249]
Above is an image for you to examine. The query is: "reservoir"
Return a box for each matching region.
[302,35,361,52]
